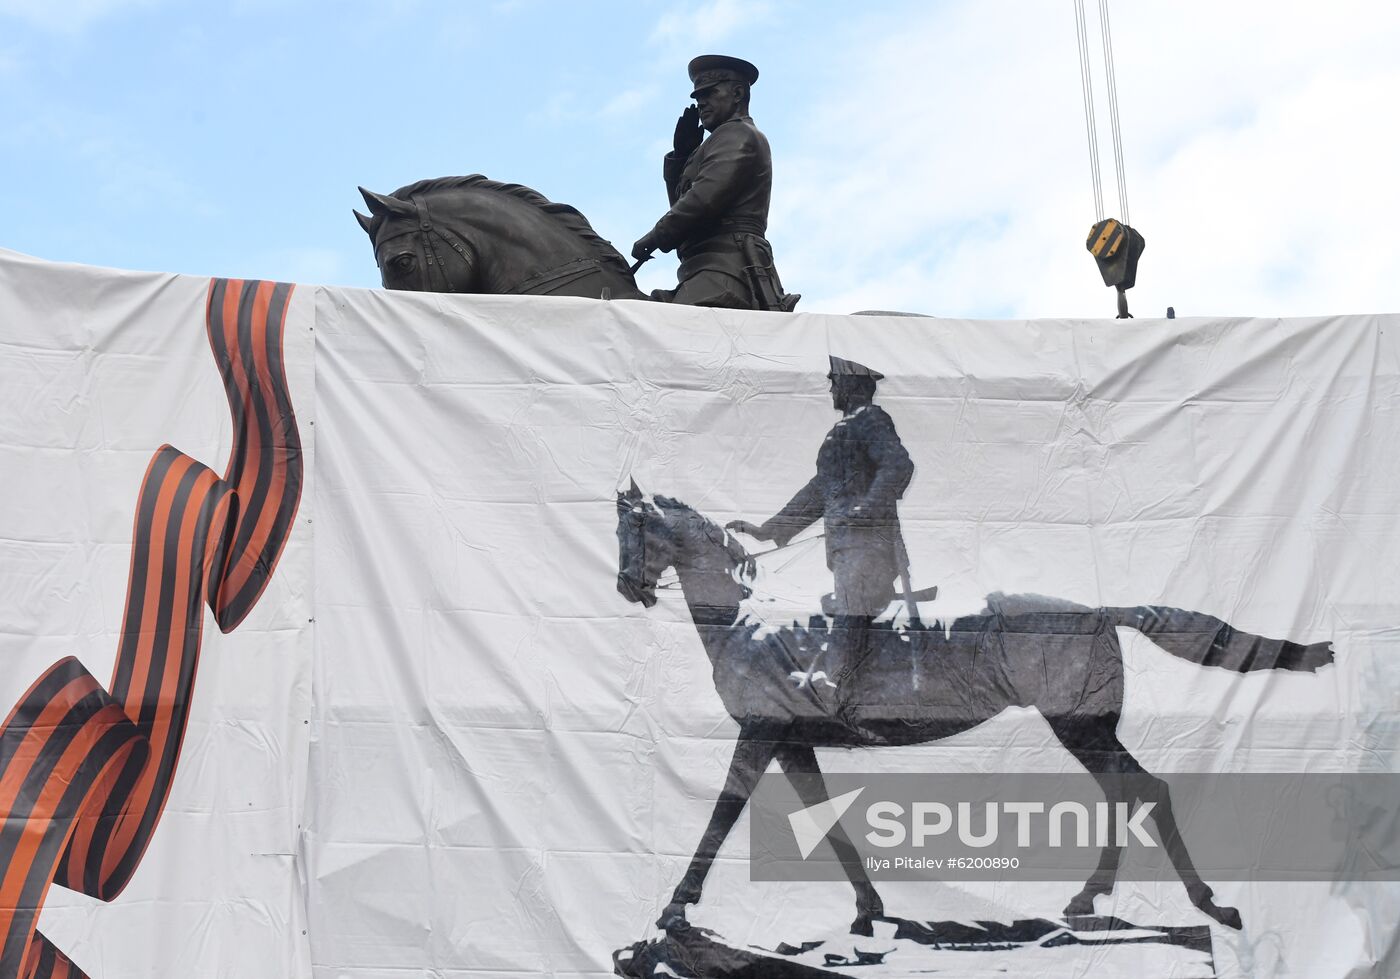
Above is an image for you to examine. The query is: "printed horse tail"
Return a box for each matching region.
[1105,605,1334,673]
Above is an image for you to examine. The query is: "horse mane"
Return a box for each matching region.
[388,174,633,275]
[654,495,754,581]
[654,494,716,533]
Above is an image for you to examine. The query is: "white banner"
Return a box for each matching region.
[2,249,1397,977]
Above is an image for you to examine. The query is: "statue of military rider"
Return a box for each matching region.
[727,357,915,693]
[631,55,798,312]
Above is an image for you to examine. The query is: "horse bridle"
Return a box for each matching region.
[405,195,474,293]
[403,194,607,297]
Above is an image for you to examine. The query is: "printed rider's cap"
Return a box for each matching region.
[827,356,885,381]
[823,354,879,380]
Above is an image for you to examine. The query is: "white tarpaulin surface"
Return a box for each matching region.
[1,249,1397,977]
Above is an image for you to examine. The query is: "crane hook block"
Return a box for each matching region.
[1086,218,1146,290]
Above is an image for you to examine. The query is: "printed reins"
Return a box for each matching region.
[653,530,824,591]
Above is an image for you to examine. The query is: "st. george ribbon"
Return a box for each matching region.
[0,279,303,978]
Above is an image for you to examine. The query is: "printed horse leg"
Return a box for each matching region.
[1049,714,1243,930]
[775,743,884,936]
[658,732,778,932]
[1049,729,1126,917]
[1118,758,1243,928]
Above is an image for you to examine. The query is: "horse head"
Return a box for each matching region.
[355,176,645,299]
[356,185,479,293]
[615,480,671,608]
[615,481,753,614]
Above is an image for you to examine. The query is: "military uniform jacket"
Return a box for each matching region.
[760,404,915,573]
[648,114,773,283]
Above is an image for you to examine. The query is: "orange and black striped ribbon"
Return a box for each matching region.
[0,278,302,979]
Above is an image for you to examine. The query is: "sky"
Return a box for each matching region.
[1,0,1398,319]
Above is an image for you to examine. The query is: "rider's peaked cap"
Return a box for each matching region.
[827,355,884,381]
[688,55,759,97]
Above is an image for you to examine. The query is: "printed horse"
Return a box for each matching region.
[613,485,1334,936]
[355,176,648,300]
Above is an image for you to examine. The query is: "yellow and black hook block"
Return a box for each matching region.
[1086,218,1146,318]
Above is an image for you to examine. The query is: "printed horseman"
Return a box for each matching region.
[631,55,797,311]
[728,356,914,694]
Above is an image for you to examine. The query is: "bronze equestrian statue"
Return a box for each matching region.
[355,55,796,311]
[355,175,648,300]
[631,55,796,312]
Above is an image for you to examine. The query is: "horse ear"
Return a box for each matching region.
[618,477,643,512]
[359,187,415,218]
[353,210,375,236]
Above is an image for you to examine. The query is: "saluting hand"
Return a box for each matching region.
[673,105,703,157]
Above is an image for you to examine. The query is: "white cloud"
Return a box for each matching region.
[649,0,773,51]
[251,247,348,287]
[771,0,1400,319]
[600,86,656,119]
[0,0,156,33]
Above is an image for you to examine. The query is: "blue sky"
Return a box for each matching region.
[3,0,1398,318]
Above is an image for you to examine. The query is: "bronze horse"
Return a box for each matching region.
[614,484,1334,936]
[355,176,649,300]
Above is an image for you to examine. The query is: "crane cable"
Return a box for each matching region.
[1076,0,1145,319]
[1098,0,1129,226]
[1074,0,1129,225]
[1072,0,1104,223]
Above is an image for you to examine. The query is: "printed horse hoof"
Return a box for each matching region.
[849,913,876,937]
[656,904,691,932]
[1063,892,1098,917]
[1187,884,1242,929]
[1200,900,1243,930]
